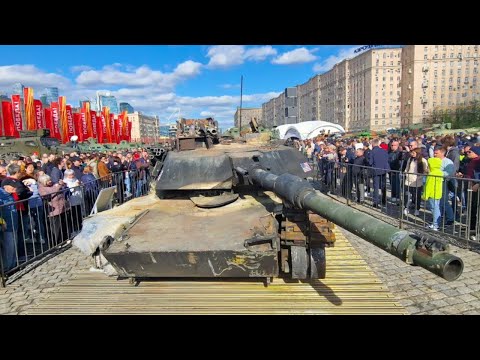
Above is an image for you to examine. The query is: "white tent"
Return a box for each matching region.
[282,121,345,140]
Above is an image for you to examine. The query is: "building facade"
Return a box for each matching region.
[127,111,160,143]
[43,87,59,105]
[12,83,25,98]
[97,93,119,114]
[262,46,403,132]
[262,98,276,128]
[349,47,402,131]
[273,92,285,126]
[401,45,480,126]
[119,102,135,114]
[297,75,320,123]
[233,107,263,128]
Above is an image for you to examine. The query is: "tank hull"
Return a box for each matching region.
[103,196,281,278]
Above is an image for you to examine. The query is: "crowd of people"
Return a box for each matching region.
[0,149,152,273]
[293,131,480,238]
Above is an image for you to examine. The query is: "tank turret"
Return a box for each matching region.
[92,136,463,283]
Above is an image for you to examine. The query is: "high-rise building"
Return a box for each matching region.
[12,83,25,98]
[234,107,262,128]
[401,45,480,126]
[44,87,59,105]
[119,102,134,114]
[40,94,48,106]
[349,47,402,131]
[98,94,119,114]
[127,111,159,143]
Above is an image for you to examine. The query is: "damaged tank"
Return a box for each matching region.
[74,133,464,284]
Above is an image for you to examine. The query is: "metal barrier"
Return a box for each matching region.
[0,168,152,287]
[313,158,480,251]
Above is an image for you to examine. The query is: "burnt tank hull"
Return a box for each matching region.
[103,195,281,278]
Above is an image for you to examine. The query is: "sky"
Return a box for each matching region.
[0,45,376,130]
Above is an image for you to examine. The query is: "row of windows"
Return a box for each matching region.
[425,45,478,52]
[374,113,400,118]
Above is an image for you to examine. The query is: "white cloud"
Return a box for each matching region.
[312,46,357,73]
[272,47,317,65]
[200,111,215,117]
[75,60,203,89]
[70,65,92,73]
[0,65,71,89]
[206,45,277,68]
[244,46,277,61]
[219,83,240,89]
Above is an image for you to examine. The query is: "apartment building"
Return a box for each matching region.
[349,47,402,131]
[401,45,480,126]
[297,75,320,122]
[273,92,285,126]
[262,98,275,128]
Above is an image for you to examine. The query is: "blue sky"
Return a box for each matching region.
[0,45,368,129]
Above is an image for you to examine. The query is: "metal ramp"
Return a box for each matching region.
[26,227,407,314]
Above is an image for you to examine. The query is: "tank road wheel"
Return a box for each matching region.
[309,246,326,279]
[290,246,308,279]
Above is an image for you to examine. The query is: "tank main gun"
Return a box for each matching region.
[236,166,463,281]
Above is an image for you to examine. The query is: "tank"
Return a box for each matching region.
[84,133,464,284]
[0,128,77,161]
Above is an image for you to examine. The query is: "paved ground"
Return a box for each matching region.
[341,228,480,314]
[2,204,480,314]
[0,244,91,315]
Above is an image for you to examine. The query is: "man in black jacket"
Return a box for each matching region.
[369,138,390,207]
[388,140,402,202]
[352,148,367,203]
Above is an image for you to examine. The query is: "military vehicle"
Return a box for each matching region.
[74,129,464,285]
[0,129,77,161]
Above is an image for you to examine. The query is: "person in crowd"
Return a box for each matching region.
[422,157,444,231]
[37,174,68,247]
[0,184,18,272]
[464,147,480,240]
[434,147,455,226]
[70,156,84,180]
[403,148,429,216]
[368,138,390,208]
[63,169,83,235]
[352,147,367,203]
[80,166,98,216]
[388,140,402,203]
[50,158,64,185]
[0,165,7,182]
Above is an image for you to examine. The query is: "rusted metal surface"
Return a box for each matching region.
[26,227,407,314]
[103,195,281,278]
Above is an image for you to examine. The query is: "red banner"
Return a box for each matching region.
[118,114,123,142]
[114,119,120,144]
[50,102,61,140]
[34,100,44,129]
[44,108,53,135]
[99,113,107,143]
[11,95,23,134]
[58,96,68,143]
[103,107,111,143]
[80,110,88,140]
[74,113,83,142]
[83,102,93,138]
[90,111,97,139]
[2,101,15,137]
[66,105,75,141]
[109,114,115,143]
[23,88,36,130]
[128,120,132,142]
[96,115,103,144]
[121,111,128,141]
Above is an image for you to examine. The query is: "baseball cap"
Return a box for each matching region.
[469,146,480,156]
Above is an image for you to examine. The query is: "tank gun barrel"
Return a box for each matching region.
[246,168,463,281]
